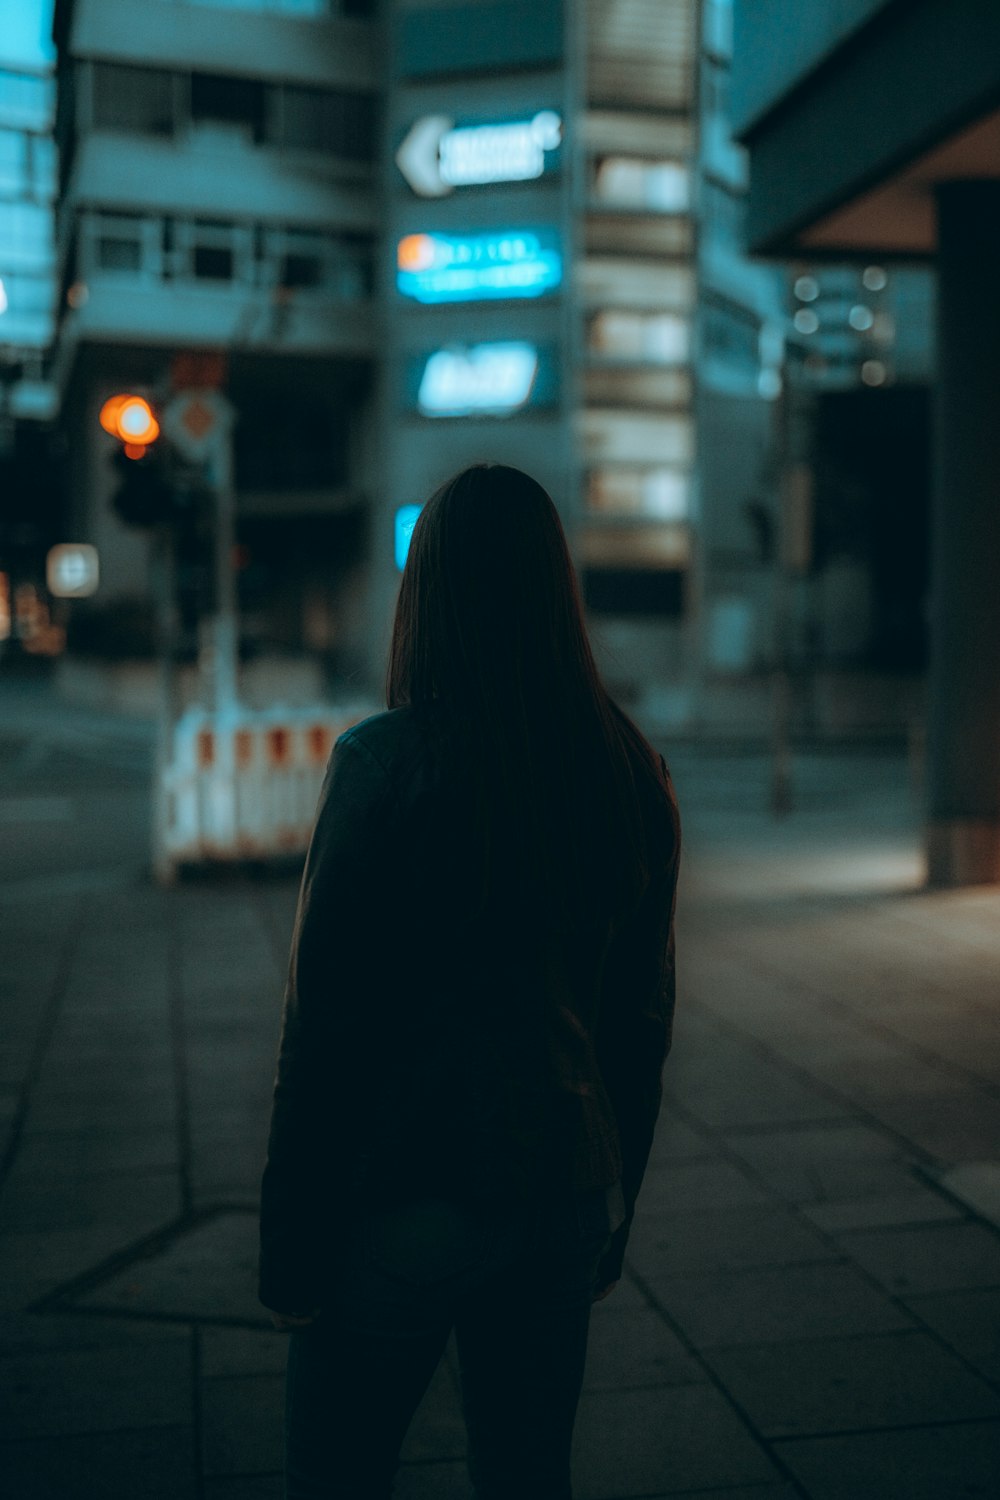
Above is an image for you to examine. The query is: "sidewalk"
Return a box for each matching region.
[1,686,999,1498]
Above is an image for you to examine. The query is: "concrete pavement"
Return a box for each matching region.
[1,677,999,1498]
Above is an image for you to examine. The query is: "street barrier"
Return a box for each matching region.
[160,701,375,870]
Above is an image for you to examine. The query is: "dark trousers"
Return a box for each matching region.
[284,1179,623,1499]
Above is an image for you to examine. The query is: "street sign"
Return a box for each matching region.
[395,505,422,570]
[162,389,235,464]
[171,351,228,391]
[47,543,99,598]
[396,111,562,197]
[417,343,539,417]
[396,229,562,303]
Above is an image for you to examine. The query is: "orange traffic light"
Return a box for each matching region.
[99,393,160,455]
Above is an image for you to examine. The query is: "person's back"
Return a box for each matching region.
[258,463,681,1500]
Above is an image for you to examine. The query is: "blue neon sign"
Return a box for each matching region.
[395,504,422,571]
[396,229,562,304]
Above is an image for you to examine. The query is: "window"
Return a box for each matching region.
[588,468,689,521]
[0,129,25,193]
[588,311,689,365]
[191,73,265,144]
[92,64,174,136]
[193,244,232,279]
[582,568,685,617]
[95,213,145,272]
[281,85,376,160]
[0,200,51,263]
[592,157,689,213]
[0,71,53,131]
[189,220,240,280]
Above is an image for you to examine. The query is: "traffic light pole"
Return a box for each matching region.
[205,425,239,715]
[151,522,179,886]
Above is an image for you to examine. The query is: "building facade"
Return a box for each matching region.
[731,0,1000,884]
[50,0,380,683]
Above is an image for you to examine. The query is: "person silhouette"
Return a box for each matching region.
[259,462,681,1499]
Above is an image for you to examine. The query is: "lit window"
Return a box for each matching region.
[0,70,53,131]
[588,468,689,520]
[588,310,689,364]
[0,129,25,194]
[593,157,689,213]
[861,360,887,386]
[0,200,51,262]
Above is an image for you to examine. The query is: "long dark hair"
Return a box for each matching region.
[385,463,671,945]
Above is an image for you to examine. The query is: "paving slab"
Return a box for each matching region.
[775,1419,1000,1500]
[0,1425,197,1500]
[800,1185,964,1233]
[63,1208,265,1326]
[200,1373,283,1478]
[583,1304,707,1390]
[624,1201,838,1280]
[645,1262,915,1349]
[570,1384,779,1497]
[837,1220,1000,1296]
[0,1339,192,1440]
[203,1481,282,1500]
[903,1286,1000,1384]
[704,1328,1000,1437]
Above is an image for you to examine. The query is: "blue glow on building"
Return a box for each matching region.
[396,229,562,304]
[394,504,423,570]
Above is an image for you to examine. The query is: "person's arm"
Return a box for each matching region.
[593,766,680,1288]
[258,729,397,1315]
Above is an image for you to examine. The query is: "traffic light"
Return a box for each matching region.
[99,393,160,457]
[100,392,174,528]
[108,444,174,528]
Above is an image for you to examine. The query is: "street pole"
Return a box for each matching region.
[207,423,239,716]
[151,522,179,886]
[770,361,793,818]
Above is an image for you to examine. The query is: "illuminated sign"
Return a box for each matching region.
[396,112,562,197]
[47,544,100,598]
[418,343,539,417]
[395,505,422,571]
[397,229,562,304]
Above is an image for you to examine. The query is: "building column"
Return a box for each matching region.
[925,182,1000,884]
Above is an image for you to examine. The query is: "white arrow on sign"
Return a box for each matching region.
[395,114,453,198]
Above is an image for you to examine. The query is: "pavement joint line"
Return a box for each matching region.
[0,894,89,1194]
[678,991,948,1169]
[657,1092,1000,1399]
[26,1201,265,1328]
[621,1260,813,1500]
[767,1411,1000,1445]
[167,894,195,1218]
[191,1321,207,1500]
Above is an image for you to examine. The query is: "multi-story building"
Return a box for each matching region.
[45,0,818,726]
[0,17,60,658]
[374,0,705,721]
[50,0,379,682]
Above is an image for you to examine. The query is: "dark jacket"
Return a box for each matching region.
[259,704,680,1312]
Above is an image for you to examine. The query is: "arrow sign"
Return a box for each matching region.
[395,115,453,198]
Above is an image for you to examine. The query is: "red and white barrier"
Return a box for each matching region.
[161,701,374,866]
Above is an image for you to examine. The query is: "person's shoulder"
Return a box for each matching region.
[336,705,422,767]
